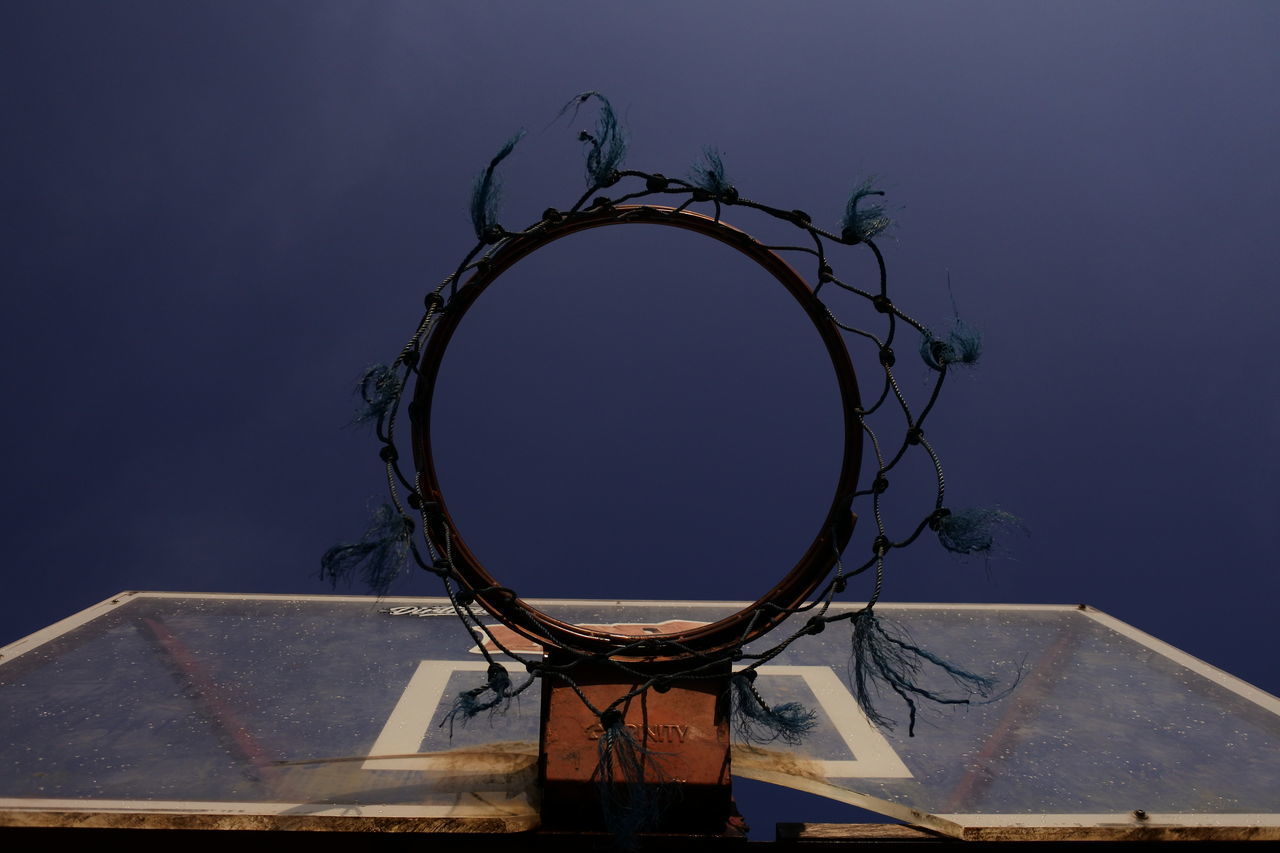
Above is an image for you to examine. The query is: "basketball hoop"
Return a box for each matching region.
[324,92,1017,840]
[410,204,863,660]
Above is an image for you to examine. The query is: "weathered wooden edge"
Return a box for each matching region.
[777,821,1280,843]
[0,809,535,833]
[959,824,1280,842]
[777,822,949,841]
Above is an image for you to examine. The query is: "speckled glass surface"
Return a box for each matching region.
[1,594,1276,832]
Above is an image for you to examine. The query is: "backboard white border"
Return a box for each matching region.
[364,660,912,778]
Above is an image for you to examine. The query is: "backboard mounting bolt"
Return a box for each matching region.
[1133,809,1149,821]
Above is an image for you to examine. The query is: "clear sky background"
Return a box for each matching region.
[3,0,1278,834]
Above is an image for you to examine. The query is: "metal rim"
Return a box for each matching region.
[410,205,862,659]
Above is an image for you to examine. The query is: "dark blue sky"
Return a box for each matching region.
[3,0,1278,832]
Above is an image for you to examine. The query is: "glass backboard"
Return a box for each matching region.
[1,592,1277,840]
